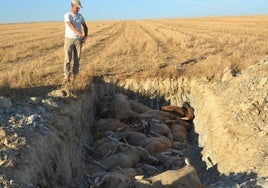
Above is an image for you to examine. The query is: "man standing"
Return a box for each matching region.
[63,0,88,84]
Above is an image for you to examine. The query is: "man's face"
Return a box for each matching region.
[72,4,80,14]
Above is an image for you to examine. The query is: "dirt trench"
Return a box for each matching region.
[3,61,268,187]
[92,70,268,187]
[1,78,203,187]
[91,77,215,186]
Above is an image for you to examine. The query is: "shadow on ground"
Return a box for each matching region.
[0,85,60,99]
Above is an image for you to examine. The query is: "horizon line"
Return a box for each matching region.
[1,13,267,25]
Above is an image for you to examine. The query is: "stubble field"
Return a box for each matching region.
[1,15,268,93]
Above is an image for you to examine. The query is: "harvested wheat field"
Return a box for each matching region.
[0,15,268,187]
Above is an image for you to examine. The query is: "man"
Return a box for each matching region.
[63,0,88,84]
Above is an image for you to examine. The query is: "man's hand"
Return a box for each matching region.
[82,35,88,43]
[76,31,83,38]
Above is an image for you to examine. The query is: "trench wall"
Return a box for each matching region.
[13,88,96,187]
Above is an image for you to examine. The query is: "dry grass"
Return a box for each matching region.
[1,15,268,94]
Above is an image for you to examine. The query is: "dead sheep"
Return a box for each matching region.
[96,93,142,121]
[161,102,195,121]
[165,117,193,131]
[129,100,153,114]
[170,123,188,142]
[141,109,178,121]
[135,163,160,178]
[155,152,184,171]
[93,118,128,140]
[122,131,148,146]
[108,93,142,121]
[93,138,122,159]
[172,141,188,150]
[149,165,204,188]
[122,131,173,155]
[146,118,173,140]
[131,165,204,188]
[100,145,159,170]
[93,167,137,188]
[141,136,173,156]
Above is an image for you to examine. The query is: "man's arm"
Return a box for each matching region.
[82,22,88,36]
[66,21,83,38]
[82,22,88,42]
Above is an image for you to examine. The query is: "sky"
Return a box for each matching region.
[1,0,268,23]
